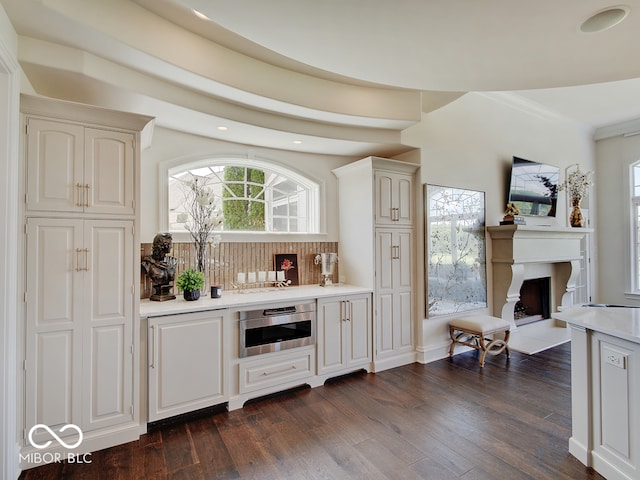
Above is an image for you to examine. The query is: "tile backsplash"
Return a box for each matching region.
[140,241,339,299]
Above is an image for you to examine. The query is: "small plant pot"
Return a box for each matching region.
[183,289,200,301]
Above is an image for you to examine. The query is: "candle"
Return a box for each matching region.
[237,272,246,284]
[267,271,276,282]
[277,270,285,281]
[248,272,256,284]
[258,271,267,282]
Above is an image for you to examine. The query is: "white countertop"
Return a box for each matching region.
[554,306,640,344]
[140,284,373,317]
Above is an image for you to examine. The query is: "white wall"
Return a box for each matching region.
[594,134,640,305]
[139,127,358,243]
[402,92,597,357]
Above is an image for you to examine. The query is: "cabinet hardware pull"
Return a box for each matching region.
[83,248,89,271]
[344,300,351,322]
[84,184,90,207]
[76,183,83,207]
[75,248,82,271]
[392,245,400,259]
[262,365,296,376]
[149,324,156,368]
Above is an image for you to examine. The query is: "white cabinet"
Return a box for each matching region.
[20,95,152,468]
[238,347,315,395]
[317,293,372,378]
[375,170,413,226]
[375,229,414,360]
[589,332,639,480]
[26,118,135,216]
[148,311,226,422]
[333,157,418,372]
[25,218,135,440]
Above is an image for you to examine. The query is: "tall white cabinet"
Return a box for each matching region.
[20,95,153,466]
[333,157,419,372]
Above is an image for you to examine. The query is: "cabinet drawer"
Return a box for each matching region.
[239,348,314,394]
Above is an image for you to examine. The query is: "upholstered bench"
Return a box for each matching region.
[449,315,511,367]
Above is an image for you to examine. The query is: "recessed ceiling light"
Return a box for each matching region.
[193,9,210,21]
[217,126,228,131]
[580,6,630,33]
[292,140,303,144]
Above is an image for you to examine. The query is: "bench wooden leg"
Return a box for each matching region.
[449,325,510,367]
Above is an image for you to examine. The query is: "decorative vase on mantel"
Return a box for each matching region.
[570,196,585,228]
[195,242,209,296]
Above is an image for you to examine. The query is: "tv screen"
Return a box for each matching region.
[508,157,559,217]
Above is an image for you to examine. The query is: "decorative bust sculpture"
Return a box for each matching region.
[142,232,178,301]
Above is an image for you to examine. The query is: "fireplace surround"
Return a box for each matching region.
[487,225,592,329]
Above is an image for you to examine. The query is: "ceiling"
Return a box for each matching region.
[3,0,640,156]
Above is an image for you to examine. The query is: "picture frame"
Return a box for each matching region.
[274,253,299,285]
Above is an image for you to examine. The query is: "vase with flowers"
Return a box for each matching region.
[558,165,593,227]
[180,176,223,293]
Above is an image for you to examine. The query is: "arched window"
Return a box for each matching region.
[167,158,320,234]
[631,161,640,292]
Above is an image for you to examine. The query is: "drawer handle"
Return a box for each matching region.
[262,365,297,376]
[84,184,90,207]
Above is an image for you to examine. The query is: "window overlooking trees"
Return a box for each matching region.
[168,159,319,234]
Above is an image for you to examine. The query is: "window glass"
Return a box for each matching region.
[168,160,319,234]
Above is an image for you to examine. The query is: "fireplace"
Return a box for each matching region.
[487,225,590,329]
[515,277,551,326]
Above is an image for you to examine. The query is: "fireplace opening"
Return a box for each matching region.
[514,277,551,326]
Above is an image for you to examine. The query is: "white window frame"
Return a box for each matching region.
[630,161,640,294]
[160,154,324,242]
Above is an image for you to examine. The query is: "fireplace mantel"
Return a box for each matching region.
[487,225,592,328]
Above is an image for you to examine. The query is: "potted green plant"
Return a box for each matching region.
[176,268,205,301]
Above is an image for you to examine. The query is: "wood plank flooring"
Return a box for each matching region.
[19,343,604,479]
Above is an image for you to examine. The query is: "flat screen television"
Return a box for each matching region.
[507,157,559,217]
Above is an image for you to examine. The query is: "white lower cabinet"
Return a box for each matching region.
[148,311,226,422]
[317,293,372,378]
[238,347,315,394]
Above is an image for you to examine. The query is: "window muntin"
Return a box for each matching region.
[168,159,319,234]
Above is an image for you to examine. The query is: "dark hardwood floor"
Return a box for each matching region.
[19,342,604,479]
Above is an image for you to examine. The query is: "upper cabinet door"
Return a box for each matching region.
[26,118,84,213]
[374,170,413,226]
[26,119,135,216]
[84,128,135,216]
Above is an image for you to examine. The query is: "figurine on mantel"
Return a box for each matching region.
[142,232,178,301]
[501,203,526,225]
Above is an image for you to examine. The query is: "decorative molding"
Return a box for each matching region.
[487,225,589,328]
[594,117,640,140]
